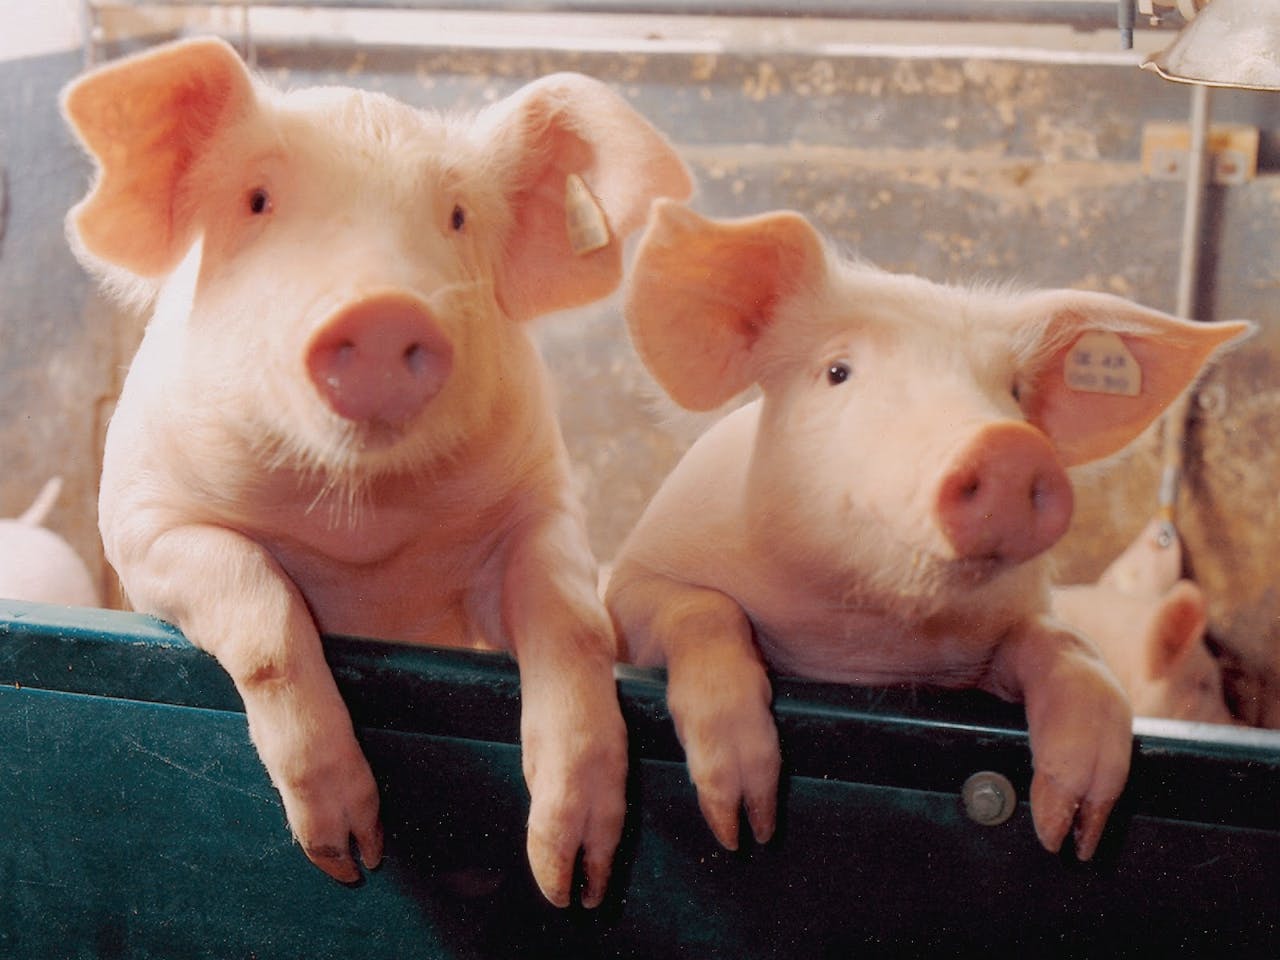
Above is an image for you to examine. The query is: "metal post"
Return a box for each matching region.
[1159,80,1213,543]
[1119,0,1137,49]
[79,0,99,68]
[1175,82,1213,321]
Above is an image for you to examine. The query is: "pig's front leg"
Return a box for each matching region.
[113,523,383,882]
[610,571,781,851]
[502,512,629,909]
[985,616,1133,860]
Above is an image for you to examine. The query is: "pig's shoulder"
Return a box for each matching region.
[625,402,760,562]
[662,401,761,500]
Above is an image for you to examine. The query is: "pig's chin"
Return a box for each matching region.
[873,550,1024,607]
[267,406,446,481]
[332,417,413,455]
[944,554,1012,587]
[316,419,442,476]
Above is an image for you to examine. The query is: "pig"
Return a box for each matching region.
[0,477,99,607]
[606,201,1250,861]
[1051,519,1234,725]
[62,37,691,906]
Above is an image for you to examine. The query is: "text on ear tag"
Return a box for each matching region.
[1065,330,1141,397]
[565,173,610,256]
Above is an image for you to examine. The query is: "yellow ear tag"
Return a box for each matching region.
[565,173,610,256]
[1064,330,1141,397]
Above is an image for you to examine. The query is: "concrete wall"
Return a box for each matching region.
[2,18,1278,720]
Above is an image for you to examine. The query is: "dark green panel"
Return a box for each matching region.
[1,600,1278,957]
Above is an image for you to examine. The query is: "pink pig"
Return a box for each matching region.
[1051,519,1234,725]
[606,201,1249,861]
[0,477,99,607]
[62,37,690,906]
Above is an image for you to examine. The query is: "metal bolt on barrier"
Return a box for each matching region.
[961,771,1017,826]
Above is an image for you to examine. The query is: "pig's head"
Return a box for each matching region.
[626,201,1251,616]
[1053,579,1233,724]
[63,38,691,479]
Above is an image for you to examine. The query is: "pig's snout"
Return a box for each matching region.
[935,421,1073,566]
[306,293,453,425]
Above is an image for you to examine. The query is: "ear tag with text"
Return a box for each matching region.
[1065,331,1141,397]
[565,173,610,256]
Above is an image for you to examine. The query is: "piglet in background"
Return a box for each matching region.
[607,201,1250,861]
[0,477,99,607]
[1052,518,1234,725]
[62,37,690,906]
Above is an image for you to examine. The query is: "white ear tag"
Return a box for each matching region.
[1065,331,1141,397]
[565,173,610,256]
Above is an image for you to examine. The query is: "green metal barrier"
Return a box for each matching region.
[2,599,1276,957]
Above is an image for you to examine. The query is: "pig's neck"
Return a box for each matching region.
[742,560,1052,687]
[730,481,1053,686]
[165,400,537,531]
[137,338,564,644]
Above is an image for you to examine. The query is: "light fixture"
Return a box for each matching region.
[1142,0,1280,90]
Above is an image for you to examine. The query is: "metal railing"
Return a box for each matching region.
[80,1,1175,66]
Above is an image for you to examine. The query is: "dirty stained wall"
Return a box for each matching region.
[1,33,1278,724]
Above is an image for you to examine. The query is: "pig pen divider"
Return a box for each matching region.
[1,598,1277,956]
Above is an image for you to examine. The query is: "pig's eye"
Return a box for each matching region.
[1011,380,1023,403]
[247,188,271,216]
[827,361,852,386]
[450,205,466,232]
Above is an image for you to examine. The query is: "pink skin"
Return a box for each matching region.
[607,200,1251,860]
[0,477,99,608]
[305,292,454,425]
[63,38,691,906]
[1052,520,1235,725]
[935,421,1074,566]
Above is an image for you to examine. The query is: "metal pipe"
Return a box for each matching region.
[1118,0,1136,48]
[85,1,1144,31]
[1159,80,1214,539]
[79,0,99,67]
[1175,82,1213,320]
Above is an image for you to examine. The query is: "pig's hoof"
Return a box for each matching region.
[307,843,364,885]
[688,731,781,853]
[301,816,384,885]
[696,787,778,852]
[523,734,627,909]
[700,797,744,851]
[1030,772,1123,862]
[283,774,385,886]
[526,807,623,909]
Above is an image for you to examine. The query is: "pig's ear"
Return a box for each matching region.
[1144,581,1208,680]
[625,201,828,411]
[485,72,692,323]
[62,37,256,278]
[1014,290,1253,466]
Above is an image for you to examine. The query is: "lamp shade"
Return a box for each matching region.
[1142,0,1280,90]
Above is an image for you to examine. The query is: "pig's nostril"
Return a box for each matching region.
[403,342,429,375]
[936,422,1073,567]
[306,295,453,425]
[1031,477,1047,508]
